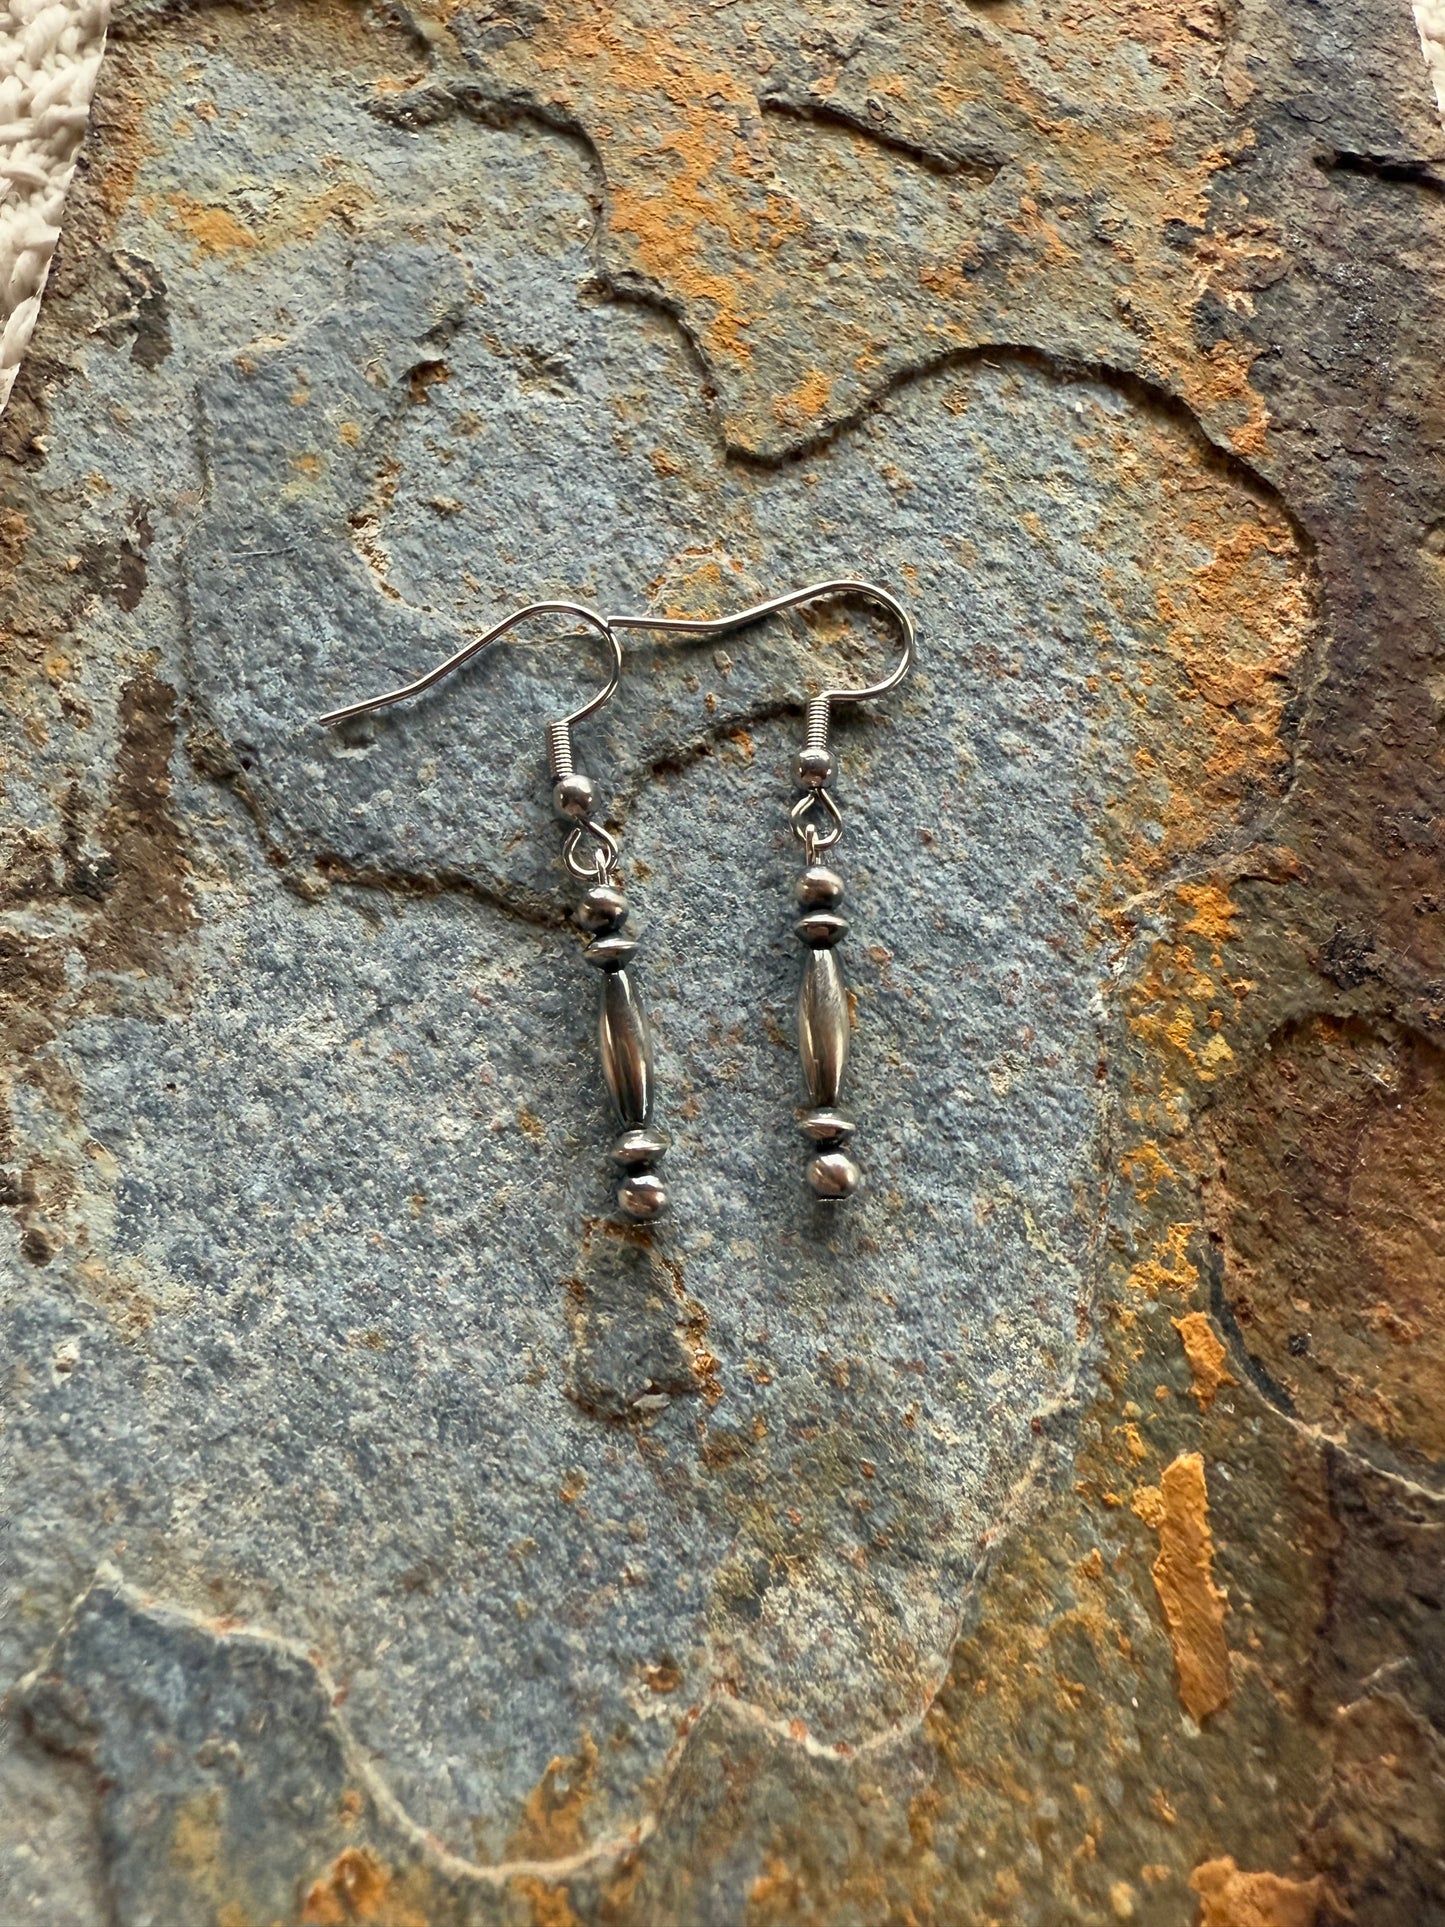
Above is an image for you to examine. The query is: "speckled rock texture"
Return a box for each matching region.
[1,3,1443,1923]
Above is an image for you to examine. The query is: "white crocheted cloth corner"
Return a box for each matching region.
[1419,0,1445,111]
[0,0,109,413]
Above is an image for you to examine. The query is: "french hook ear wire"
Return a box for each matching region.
[609,576,915,790]
[315,597,670,1224]
[609,577,917,1205]
[608,577,915,703]
[315,598,623,736]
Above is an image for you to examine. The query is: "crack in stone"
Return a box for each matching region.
[1315,146,1445,195]
[756,94,1005,185]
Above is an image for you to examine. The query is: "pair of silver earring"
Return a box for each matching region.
[319,580,915,1222]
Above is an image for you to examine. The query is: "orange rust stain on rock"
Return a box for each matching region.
[509,1733,599,1861]
[425,0,1278,453]
[498,5,785,365]
[510,1879,584,1927]
[1057,0,1228,73]
[1173,1311,1234,1408]
[161,180,373,264]
[299,1847,426,1925]
[1176,881,1238,945]
[1189,1856,1325,1927]
[88,69,158,221]
[504,1737,598,1927]
[1086,422,1312,913]
[1132,1451,1230,1722]
[1122,883,1261,1141]
[1127,1221,1199,1299]
[164,193,259,258]
[1120,1138,1176,1201]
[773,368,832,428]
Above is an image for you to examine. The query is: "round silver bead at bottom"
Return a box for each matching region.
[618,1171,669,1221]
[807,1150,860,1200]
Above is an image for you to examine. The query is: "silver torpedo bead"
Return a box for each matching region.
[797,946,850,1107]
[599,968,654,1128]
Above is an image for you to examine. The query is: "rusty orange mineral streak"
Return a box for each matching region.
[1190,1855,1326,1927]
[1132,1450,1231,1722]
[1173,1310,1236,1409]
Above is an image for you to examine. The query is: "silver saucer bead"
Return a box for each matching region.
[808,1151,860,1200]
[795,911,848,949]
[612,1127,670,1169]
[799,1108,855,1144]
[584,933,639,971]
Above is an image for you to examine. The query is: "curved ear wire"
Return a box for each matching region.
[316,598,671,1226]
[609,577,915,705]
[614,576,917,1205]
[317,597,622,736]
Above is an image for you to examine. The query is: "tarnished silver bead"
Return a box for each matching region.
[618,1172,669,1221]
[552,771,597,821]
[575,884,627,933]
[584,933,639,971]
[798,946,850,1106]
[795,745,835,788]
[599,967,653,1126]
[798,1108,856,1144]
[612,1127,669,1169]
[795,911,848,949]
[808,1151,860,1199]
[796,865,844,909]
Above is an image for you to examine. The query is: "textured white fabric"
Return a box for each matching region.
[1419,0,1445,111]
[0,4,1439,421]
[0,0,108,411]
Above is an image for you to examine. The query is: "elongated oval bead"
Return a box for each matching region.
[798,946,850,1106]
[599,967,654,1127]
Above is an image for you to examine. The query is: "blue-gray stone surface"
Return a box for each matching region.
[2,2,1442,1922]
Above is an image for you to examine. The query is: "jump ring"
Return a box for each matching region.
[564,818,620,880]
[790,787,843,851]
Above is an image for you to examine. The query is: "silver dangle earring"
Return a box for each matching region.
[318,601,670,1223]
[612,579,915,1201]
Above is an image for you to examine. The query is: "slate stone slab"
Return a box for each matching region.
[1,0,1442,1921]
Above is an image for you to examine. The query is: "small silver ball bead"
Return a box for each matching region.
[552,771,597,821]
[808,1151,860,1200]
[575,884,627,933]
[796,865,845,909]
[794,745,835,788]
[618,1172,669,1221]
